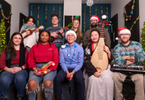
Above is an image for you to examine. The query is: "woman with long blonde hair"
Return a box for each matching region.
[71,16,83,46]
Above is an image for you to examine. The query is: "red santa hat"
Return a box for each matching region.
[90,15,100,21]
[118,28,131,35]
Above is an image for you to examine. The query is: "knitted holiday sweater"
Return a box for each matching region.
[114,41,145,66]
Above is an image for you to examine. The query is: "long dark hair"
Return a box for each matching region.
[37,30,51,47]
[5,32,24,60]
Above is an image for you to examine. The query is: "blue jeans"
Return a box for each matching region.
[0,65,28,99]
[27,63,57,100]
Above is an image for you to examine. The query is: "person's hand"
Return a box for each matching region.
[51,32,58,38]
[5,67,16,74]
[68,71,75,81]
[35,28,39,32]
[122,56,130,60]
[80,43,83,46]
[12,67,22,74]
[26,30,30,35]
[104,46,110,53]
[94,72,101,77]
[33,69,41,76]
[59,28,63,34]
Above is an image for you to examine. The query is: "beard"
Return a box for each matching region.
[121,38,130,44]
[91,23,98,28]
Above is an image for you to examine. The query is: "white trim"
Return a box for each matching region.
[90,17,98,21]
[119,29,131,35]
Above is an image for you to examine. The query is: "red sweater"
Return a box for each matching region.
[28,43,59,71]
[0,49,29,70]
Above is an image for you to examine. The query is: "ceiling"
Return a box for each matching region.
[27,0,114,4]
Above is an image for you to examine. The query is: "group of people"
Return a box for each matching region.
[0,13,145,100]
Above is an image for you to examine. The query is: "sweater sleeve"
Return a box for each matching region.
[135,43,145,63]
[59,48,68,72]
[73,47,84,72]
[28,47,37,70]
[84,46,97,76]
[49,45,59,71]
[0,50,7,70]
[114,47,126,65]
[23,49,29,69]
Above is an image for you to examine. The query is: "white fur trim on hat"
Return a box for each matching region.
[65,30,77,40]
[90,17,99,21]
[119,29,131,35]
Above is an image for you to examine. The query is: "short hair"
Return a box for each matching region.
[51,14,59,19]
[25,16,36,24]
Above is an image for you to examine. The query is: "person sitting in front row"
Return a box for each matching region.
[54,30,85,100]
[27,30,59,100]
[0,32,29,100]
[113,28,145,100]
[83,29,113,100]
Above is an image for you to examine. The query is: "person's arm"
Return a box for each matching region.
[27,46,37,70]
[73,47,84,72]
[0,50,8,70]
[104,29,111,48]
[59,48,68,72]
[83,30,90,47]
[114,47,127,65]
[22,49,29,69]
[49,45,59,71]
[84,46,97,76]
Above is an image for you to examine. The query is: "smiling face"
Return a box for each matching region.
[13,34,22,46]
[90,18,99,28]
[27,18,34,26]
[73,20,79,28]
[91,31,100,43]
[120,33,130,44]
[40,31,49,43]
[51,16,59,25]
[67,33,75,45]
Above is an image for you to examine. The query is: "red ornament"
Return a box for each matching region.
[7,21,10,24]
[45,20,47,22]
[67,75,71,79]
[128,2,131,6]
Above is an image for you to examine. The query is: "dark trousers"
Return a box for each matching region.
[54,69,85,100]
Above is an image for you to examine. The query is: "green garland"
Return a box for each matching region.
[141,22,145,68]
[0,19,7,55]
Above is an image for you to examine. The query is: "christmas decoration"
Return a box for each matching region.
[0,19,7,55]
[124,0,135,22]
[86,0,94,6]
[45,6,47,22]
[141,22,145,68]
[0,4,11,20]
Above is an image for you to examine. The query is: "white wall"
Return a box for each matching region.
[111,0,131,28]
[5,0,29,36]
[111,0,145,42]
[63,0,82,28]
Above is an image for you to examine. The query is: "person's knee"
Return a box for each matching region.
[43,81,52,89]
[28,80,38,92]
[0,76,10,85]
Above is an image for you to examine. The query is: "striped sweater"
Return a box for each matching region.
[114,41,145,66]
[46,26,63,49]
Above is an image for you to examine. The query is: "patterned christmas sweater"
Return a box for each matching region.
[114,41,145,66]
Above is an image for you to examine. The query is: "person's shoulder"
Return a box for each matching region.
[74,42,83,50]
[31,44,38,49]
[84,29,92,34]
[114,44,121,50]
[131,41,142,46]
[46,26,52,30]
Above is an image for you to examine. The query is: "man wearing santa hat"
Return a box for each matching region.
[83,15,111,48]
[113,28,145,100]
